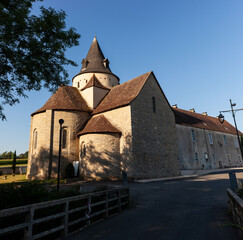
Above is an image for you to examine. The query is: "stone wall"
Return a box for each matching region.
[93,106,133,176]
[0,166,27,175]
[130,74,180,179]
[27,110,90,179]
[177,125,242,170]
[27,110,53,179]
[227,188,243,236]
[79,133,121,180]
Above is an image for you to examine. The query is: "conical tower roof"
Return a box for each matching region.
[73,37,119,80]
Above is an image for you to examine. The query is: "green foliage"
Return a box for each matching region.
[12,150,16,175]
[0,151,13,159]
[0,0,80,120]
[65,162,75,178]
[17,151,28,159]
[0,181,80,210]
[0,151,28,159]
[0,159,27,165]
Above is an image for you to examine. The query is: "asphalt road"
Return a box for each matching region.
[67,170,243,240]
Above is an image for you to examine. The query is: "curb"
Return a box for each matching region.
[134,167,243,183]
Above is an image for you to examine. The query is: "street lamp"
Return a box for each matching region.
[57,119,64,191]
[217,113,225,124]
[217,99,243,160]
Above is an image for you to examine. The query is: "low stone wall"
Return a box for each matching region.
[227,188,243,230]
[0,166,27,175]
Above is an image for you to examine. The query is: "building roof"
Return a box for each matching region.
[92,71,152,115]
[173,107,239,135]
[32,86,92,116]
[81,74,110,91]
[72,36,119,81]
[77,115,121,136]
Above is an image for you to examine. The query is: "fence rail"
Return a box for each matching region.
[0,186,130,240]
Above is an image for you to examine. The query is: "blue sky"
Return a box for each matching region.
[1,0,243,154]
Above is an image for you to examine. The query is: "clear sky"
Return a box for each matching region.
[1,0,243,154]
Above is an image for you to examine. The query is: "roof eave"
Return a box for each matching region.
[72,71,120,83]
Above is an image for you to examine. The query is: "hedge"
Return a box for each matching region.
[0,159,27,166]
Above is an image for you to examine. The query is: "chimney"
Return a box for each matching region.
[189,108,195,113]
[172,104,178,108]
[202,112,207,116]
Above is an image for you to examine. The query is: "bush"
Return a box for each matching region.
[0,159,27,166]
[0,181,81,210]
[65,163,75,178]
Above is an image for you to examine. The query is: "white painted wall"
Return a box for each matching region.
[81,87,109,109]
[73,72,119,90]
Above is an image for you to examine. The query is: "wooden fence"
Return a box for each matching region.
[0,187,130,240]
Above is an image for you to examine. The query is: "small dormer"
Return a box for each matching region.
[103,58,110,69]
[80,74,110,110]
[81,59,89,70]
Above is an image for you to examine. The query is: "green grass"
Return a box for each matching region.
[0,158,27,161]
[0,159,27,166]
[0,164,27,168]
[0,174,28,184]
[0,158,27,168]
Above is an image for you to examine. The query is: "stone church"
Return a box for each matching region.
[27,37,242,180]
[27,37,180,180]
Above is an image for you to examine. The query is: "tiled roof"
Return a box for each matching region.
[173,107,239,135]
[77,115,121,136]
[32,86,91,116]
[81,74,110,91]
[92,71,152,115]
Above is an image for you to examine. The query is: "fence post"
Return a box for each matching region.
[128,188,131,208]
[24,207,34,240]
[62,201,69,238]
[118,190,121,212]
[105,192,108,217]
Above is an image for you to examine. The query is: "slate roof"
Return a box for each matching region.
[92,71,152,115]
[73,37,119,81]
[32,86,92,116]
[81,74,110,91]
[77,115,121,136]
[173,107,239,135]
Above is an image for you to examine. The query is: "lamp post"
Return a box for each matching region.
[217,99,243,160]
[57,119,64,191]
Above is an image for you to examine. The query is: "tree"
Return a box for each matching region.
[0,151,13,159]
[17,151,28,159]
[0,0,80,120]
[12,150,17,176]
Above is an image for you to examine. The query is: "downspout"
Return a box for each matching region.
[203,129,211,169]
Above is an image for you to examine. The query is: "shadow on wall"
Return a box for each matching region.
[27,147,73,180]
[27,134,134,180]
[79,134,133,181]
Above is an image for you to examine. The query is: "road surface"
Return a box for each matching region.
[67,170,243,240]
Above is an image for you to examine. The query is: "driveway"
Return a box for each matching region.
[67,170,243,240]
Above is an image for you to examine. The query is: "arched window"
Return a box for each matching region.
[81,142,86,157]
[62,128,67,149]
[77,82,80,88]
[33,129,37,150]
[152,97,156,113]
